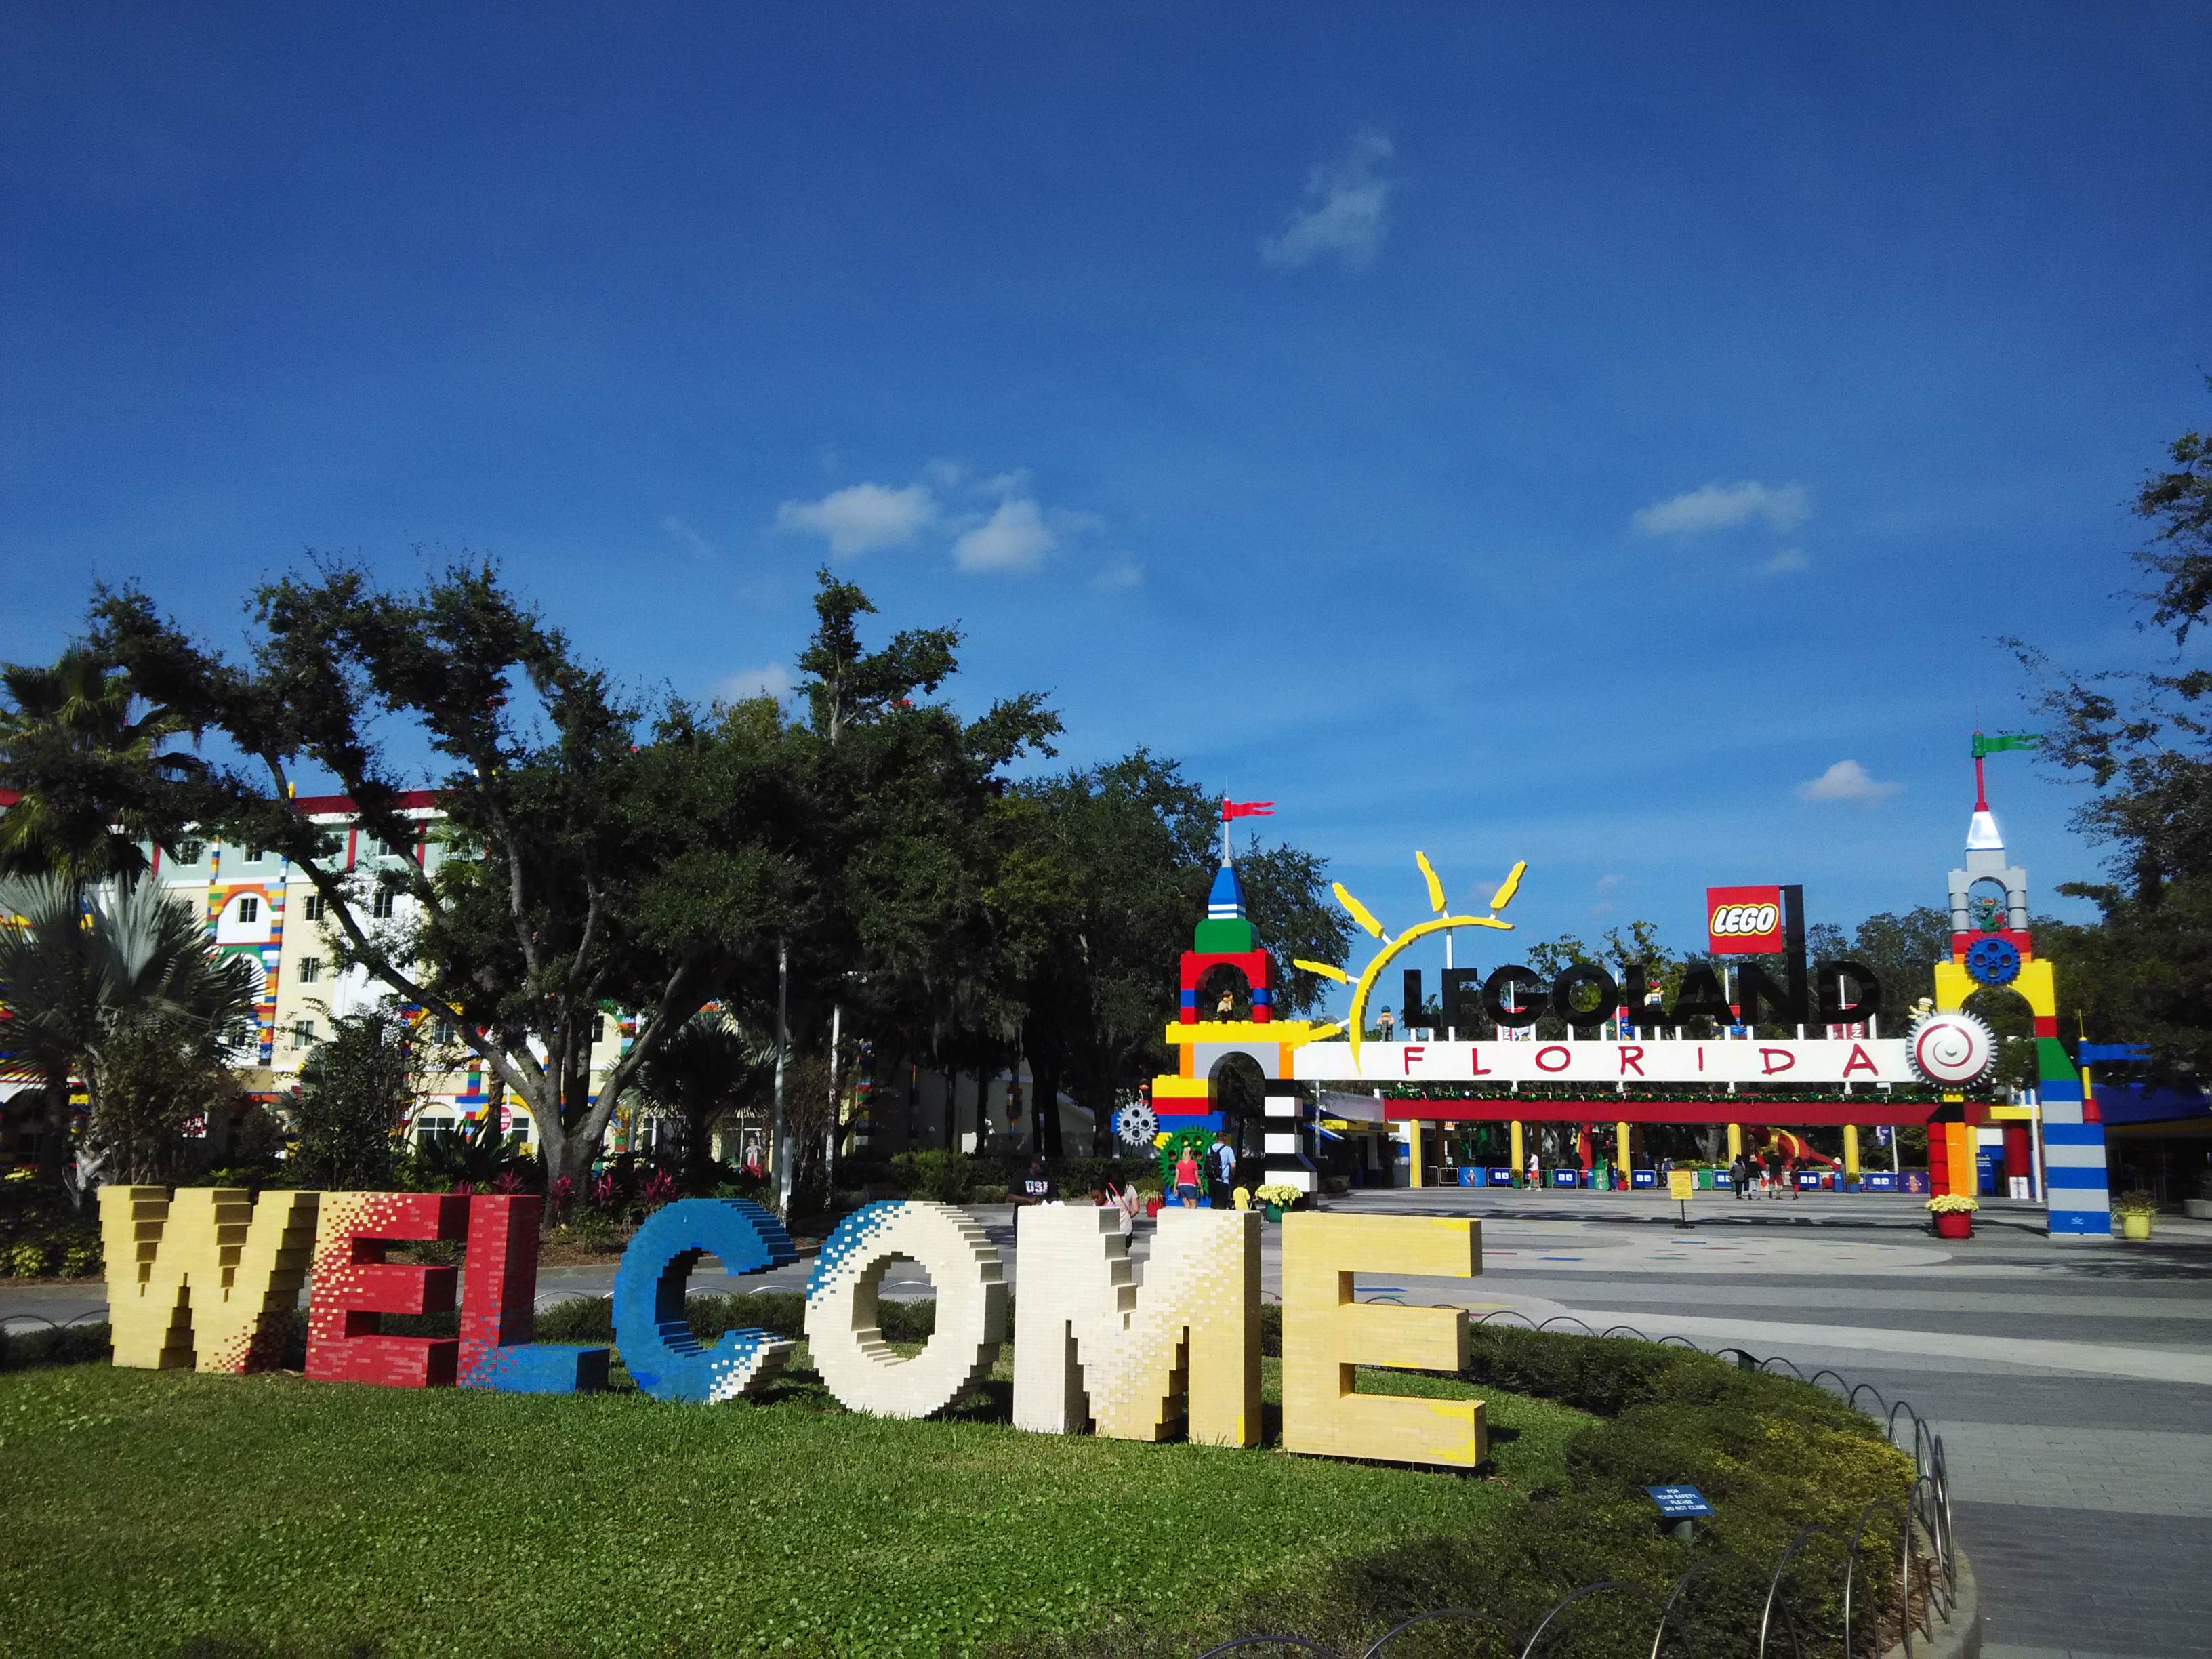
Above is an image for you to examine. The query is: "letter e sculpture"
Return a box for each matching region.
[1280,1212,1486,1467]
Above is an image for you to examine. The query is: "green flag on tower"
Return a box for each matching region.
[1971,731,2040,758]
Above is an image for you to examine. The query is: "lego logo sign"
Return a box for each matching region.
[1707,885,1784,954]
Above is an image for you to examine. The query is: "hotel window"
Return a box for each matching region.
[291,1019,314,1049]
[435,1015,456,1043]
[247,848,264,863]
[302,895,325,922]
[236,896,259,924]
[177,840,204,865]
[298,957,321,984]
[371,890,396,920]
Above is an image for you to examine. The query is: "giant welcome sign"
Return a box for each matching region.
[98,1188,1488,1469]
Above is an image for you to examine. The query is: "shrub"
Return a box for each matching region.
[533,1291,949,1346]
[712,1171,773,1206]
[0,1183,102,1279]
[889,1149,984,1204]
[1050,1155,1157,1196]
[0,1319,113,1371]
[5,1239,52,1277]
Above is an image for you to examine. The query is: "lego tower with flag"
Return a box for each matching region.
[1149,800,1318,1194]
[1929,733,2110,1234]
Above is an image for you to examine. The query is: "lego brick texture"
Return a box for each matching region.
[457,1193,610,1395]
[1279,1212,1488,1469]
[805,1200,1008,1419]
[611,1199,799,1402]
[305,1192,467,1387]
[1012,1206,1261,1445]
[100,1186,319,1373]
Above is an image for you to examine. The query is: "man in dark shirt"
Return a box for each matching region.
[1013,1156,1056,1207]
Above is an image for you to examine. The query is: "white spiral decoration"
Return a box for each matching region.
[1906,1011,1997,1086]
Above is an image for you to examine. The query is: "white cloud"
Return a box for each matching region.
[1261,129,1397,270]
[954,498,1056,573]
[1795,759,1904,808]
[717,663,795,702]
[774,481,936,556]
[1759,547,1811,575]
[1631,481,1812,537]
[1090,559,1144,592]
[661,516,714,560]
[1595,873,1623,893]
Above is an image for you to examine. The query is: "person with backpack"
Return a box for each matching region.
[1210,1137,1238,1205]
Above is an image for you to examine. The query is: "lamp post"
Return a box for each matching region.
[773,935,791,1216]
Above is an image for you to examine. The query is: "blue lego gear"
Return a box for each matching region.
[1964,936,2021,987]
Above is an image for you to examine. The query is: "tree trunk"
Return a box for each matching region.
[537,1106,600,1191]
[1033,1061,1063,1161]
[683,1107,719,1193]
[35,1064,72,1186]
[1078,1080,1115,1155]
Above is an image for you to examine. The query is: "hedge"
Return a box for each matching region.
[994,1321,1916,1656]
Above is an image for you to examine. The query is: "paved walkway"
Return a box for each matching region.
[11,1189,2208,1654]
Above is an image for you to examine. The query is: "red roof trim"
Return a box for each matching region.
[0,786,438,815]
[291,790,441,814]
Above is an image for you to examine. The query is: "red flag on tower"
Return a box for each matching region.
[1221,798,1274,821]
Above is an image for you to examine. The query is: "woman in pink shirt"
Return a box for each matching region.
[1174,1147,1202,1206]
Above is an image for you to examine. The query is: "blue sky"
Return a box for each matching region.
[4,4,2208,998]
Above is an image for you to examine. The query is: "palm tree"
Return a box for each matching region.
[633,1011,773,1192]
[0,876,258,1185]
[0,647,199,882]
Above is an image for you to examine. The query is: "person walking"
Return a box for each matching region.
[1210,1136,1237,1206]
[1730,1153,1748,1200]
[1174,1143,1202,1207]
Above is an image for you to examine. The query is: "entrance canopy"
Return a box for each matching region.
[1292,1036,1909,1088]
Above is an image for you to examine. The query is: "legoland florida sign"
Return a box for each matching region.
[99,1187,1489,1470]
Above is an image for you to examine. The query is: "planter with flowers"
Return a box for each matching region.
[2112,1190,2158,1241]
[1254,1183,1304,1223]
[1926,1193,1979,1239]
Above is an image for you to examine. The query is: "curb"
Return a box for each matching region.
[1887,1544,1981,1659]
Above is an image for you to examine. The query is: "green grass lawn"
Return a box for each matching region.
[0,1345,1591,1656]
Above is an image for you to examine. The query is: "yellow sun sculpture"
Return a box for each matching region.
[1293,855,1528,1066]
